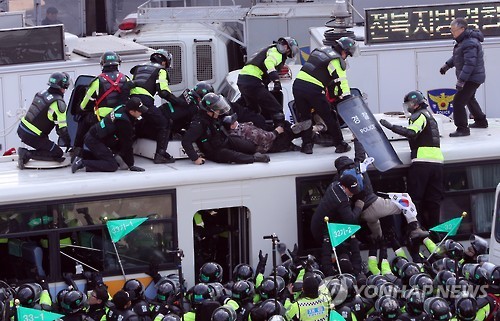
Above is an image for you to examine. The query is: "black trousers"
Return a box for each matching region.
[452,81,486,131]
[237,74,283,120]
[292,79,344,146]
[203,137,255,164]
[17,124,63,160]
[82,134,119,172]
[407,161,444,229]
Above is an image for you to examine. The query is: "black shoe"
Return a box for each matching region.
[312,133,334,146]
[449,129,470,137]
[335,142,351,153]
[69,147,82,163]
[115,155,128,170]
[407,221,429,240]
[291,119,312,134]
[153,152,175,164]
[301,143,313,154]
[17,147,29,170]
[71,156,84,173]
[253,152,270,163]
[288,143,301,151]
[469,120,488,128]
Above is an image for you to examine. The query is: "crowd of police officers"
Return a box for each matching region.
[1,234,500,321]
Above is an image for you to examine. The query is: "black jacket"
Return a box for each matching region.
[446,28,485,84]
[181,112,227,161]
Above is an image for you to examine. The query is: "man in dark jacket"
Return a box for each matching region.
[181,93,271,165]
[71,97,147,173]
[440,18,487,136]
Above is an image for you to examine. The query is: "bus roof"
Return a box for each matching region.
[1,121,500,206]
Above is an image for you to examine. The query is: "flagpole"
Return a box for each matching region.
[111,241,127,281]
[324,217,342,274]
[426,212,467,262]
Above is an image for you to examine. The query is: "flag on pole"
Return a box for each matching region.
[329,310,345,321]
[388,193,417,217]
[18,307,64,321]
[430,217,463,236]
[326,222,361,248]
[106,217,148,242]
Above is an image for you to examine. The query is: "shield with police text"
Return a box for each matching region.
[427,88,456,118]
[337,96,402,172]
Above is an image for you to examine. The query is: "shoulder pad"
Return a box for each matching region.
[56,100,67,114]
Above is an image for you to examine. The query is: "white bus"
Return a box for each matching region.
[2,65,500,298]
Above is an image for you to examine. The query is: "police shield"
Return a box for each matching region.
[337,96,402,172]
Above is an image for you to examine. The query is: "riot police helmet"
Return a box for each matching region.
[190,283,213,307]
[123,279,144,301]
[335,37,359,57]
[231,280,255,302]
[211,305,237,321]
[48,72,71,90]
[15,283,42,308]
[100,51,121,67]
[469,235,489,256]
[199,262,224,283]
[193,81,215,100]
[399,262,421,285]
[61,290,87,314]
[260,299,285,317]
[156,279,179,303]
[404,288,426,315]
[200,93,231,115]
[276,37,299,58]
[375,295,400,320]
[162,314,181,321]
[233,263,254,281]
[424,297,451,321]
[258,276,285,300]
[390,256,409,276]
[150,49,173,67]
[454,292,478,321]
[403,90,427,112]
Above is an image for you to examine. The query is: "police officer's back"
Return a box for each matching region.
[107,290,139,321]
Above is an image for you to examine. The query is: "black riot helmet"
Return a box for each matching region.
[335,37,359,57]
[404,288,426,315]
[461,263,488,285]
[48,72,71,90]
[409,273,434,298]
[424,297,451,321]
[481,262,500,286]
[190,283,213,307]
[454,292,478,321]
[403,90,427,113]
[399,262,421,285]
[390,256,409,276]
[100,51,121,68]
[231,280,255,302]
[162,314,181,321]
[469,235,489,256]
[432,257,457,275]
[260,299,285,318]
[276,265,292,285]
[199,262,224,283]
[258,276,285,300]
[61,290,87,314]
[233,263,254,281]
[276,37,299,58]
[445,277,470,293]
[326,278,348,306]
[375,295,400,320]
[444,239,464,261]
[156,279,179,304]
[193,81,215,99]
[337,273,357,301]
[433,270,455,288]
[211,305,237,321]
[123,279,144,301]
[150,49,173,67]
[200,93,231,115]
[15,283,42,308]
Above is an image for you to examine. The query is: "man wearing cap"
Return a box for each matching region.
[107,290,140,321]
[71,97,147,173]
[42,7,63,25]
[310,174,364,276]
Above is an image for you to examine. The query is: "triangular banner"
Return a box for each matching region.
[327,222,361,248]
[18,307,64,321]
[430,217,463,236]
[329,310,345,321]
[107,217,148,242]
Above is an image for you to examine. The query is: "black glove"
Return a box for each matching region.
[456,80,465,91]
[273,80,282,91]
[129,165,145,172]
[439,64,450,75]
[256,250,268,275]
[287,243,299,264]
[379,119,393,129]
[57,127,71,148]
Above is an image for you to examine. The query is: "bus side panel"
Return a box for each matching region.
[176,175,298,287]
[490,184,500,265]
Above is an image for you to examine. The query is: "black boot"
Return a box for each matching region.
[154,151,175,164]
[300,143,313,154]
[253,152,270,163]
[407,221,429,240]
[154,128,175,164]
[17,147,30,170]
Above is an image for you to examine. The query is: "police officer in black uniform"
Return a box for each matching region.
[74,51,133,153]
[130,49,176,164]
[237,37,299,126]
[181,93,271,165]
[60,290,94,321]
[71,97,147,173]
[107,290,140,321]
[123,279,152,321]
[17,72,71,169]
[292,37,357,155]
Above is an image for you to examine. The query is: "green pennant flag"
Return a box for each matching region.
[18,307,64,321]
[329,310,345,321]
[430,217,463,236]
[327,222,361,248]
[106,217,148,242]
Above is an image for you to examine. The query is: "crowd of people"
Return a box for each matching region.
[1,233,499,321]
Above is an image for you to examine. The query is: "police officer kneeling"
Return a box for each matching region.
[71,97,147,173]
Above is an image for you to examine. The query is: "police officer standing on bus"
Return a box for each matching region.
[380,90,444,230]
[130,49,177,164]
[73,51,133,154]
[237,37,299,127]
[292,37,356,155]
[71,97,147,173]
[17,72,71,169]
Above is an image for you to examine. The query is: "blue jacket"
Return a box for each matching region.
[446,28,485,84]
